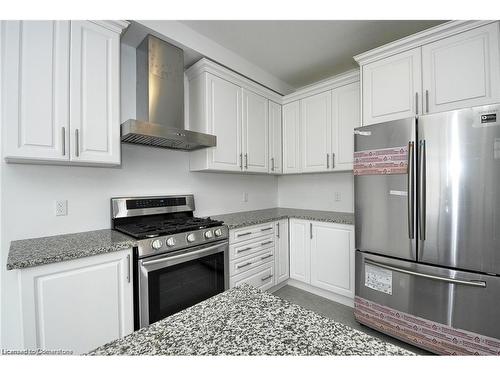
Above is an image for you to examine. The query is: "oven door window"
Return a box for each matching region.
[147,251,225,324]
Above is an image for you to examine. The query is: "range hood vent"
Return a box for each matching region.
[121,35,216,151]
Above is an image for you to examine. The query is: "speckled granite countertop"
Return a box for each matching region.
[7,229,136,270]
[89,284,411,356]
[211,208,354,229]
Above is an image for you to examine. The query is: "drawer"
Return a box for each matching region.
[231,261,275,291]
[229,235,274,261]
[229,222,275,244]
[229,248,274,277]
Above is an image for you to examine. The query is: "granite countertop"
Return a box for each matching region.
[211,207,354,229]
[7,229,136,270]
[89,284,412,356]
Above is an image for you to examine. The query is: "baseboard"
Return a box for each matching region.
[285,279,354,308]
[267,280,288,294]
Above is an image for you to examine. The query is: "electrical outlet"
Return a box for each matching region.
[55,200,68,216]
[334,192,341,202]
[243,192,249,202]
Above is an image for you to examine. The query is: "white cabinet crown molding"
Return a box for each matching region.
[353,20,496,66]
[89,20,130,34]
[185,58,283,103]
[282,69,360,104]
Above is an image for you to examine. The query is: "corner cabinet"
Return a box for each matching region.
[357,21,500,125]
[187,60,280,174]
[1,20,128,166]
[19,249,133,354]
[282,101,302,174]
[289,219,355,300]
[268,101,283,174]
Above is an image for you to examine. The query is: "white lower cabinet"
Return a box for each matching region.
[289,219,355,299]
[274,219,289,284]
[19,249,133,354]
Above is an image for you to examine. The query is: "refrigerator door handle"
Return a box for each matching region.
[364,259,486,288]
[407,141,415,239]
[419,140,426,241]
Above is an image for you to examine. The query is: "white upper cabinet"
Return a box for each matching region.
[69,21,121,165]
[2,20,126,165]
[242,89,269,173]
[300,91,332,173]
[2,21,70,162]
[421,22,500,114]
[268,101,282,174]
[331,82,360,170]
[361,48,422,125]
[189,73,243,172]
[310,222,354,298]
[282,101,302,174]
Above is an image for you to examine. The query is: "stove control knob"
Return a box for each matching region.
[204,230,213,239]
[186,233,196,243]
[166,237,176,247]
[214,228,223,237]
[151,239,163,250]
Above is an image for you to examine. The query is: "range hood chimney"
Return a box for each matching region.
[121,35,216,150]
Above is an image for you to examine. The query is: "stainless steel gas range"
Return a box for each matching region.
[111,195,229,330]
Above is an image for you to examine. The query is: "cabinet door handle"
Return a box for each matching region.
[239,153,243,170]
[332,153,335,169]
[271,157,275,171]
[425,90,429,113]
[276,222,280,238]
[261,275,273,282]
[126,254,131,283]
[261,254,273,260]
[61,127,66,156]
[261,241,273,246]
[237,262,252,269]
[75,129,80,157]
[310,223,313,239]
[245,153,248,169]
[237,247,253,253]
[326,153,330,169]
[415,92,419,115]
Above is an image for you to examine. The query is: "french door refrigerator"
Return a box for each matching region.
[354,103,500,355]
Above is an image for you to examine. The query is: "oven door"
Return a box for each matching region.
[138,240,229,328]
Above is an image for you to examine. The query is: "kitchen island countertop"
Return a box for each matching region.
[88,284,412,356]
[211,207,354,229]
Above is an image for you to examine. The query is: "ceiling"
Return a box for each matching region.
[179,20,447,89]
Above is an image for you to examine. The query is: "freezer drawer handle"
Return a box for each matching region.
[364,259,486,288]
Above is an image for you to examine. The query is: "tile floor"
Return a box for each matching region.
[273,285,431,355]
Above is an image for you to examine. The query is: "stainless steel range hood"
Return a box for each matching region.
[121,35,216,151]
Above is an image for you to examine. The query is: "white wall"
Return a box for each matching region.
[277,172,354,213]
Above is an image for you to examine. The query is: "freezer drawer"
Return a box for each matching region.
[354,118,416,261]
[355,251,500,340]
[418,104,500,275]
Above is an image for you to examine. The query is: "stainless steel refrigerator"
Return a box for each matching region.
[354,103,500,355]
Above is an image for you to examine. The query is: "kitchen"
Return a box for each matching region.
[1,1,500,371]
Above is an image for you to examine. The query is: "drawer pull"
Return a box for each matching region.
[261,241,273,246]
[237,232,252,237]
[237,247,253,253]
[261,227,273,232]
[261,254,272,260]
[237,262,252,269]
[261,275,273,281]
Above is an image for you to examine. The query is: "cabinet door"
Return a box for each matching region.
[2,21,70,161]
[301,91,332,172]
[289,219,310,283]
[310,222,354,297]
[422,22,500,114]
[268,101,282,174]
[69,21,121,165]
[275,219,289,284]
[331,82,360,170]
[362,48,422,125]
[206,74,243,171]
[282,101,301,174]
[20,249,133,354]
[242,89,268,173]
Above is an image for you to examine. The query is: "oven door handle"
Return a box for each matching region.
[141,241,228,270]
